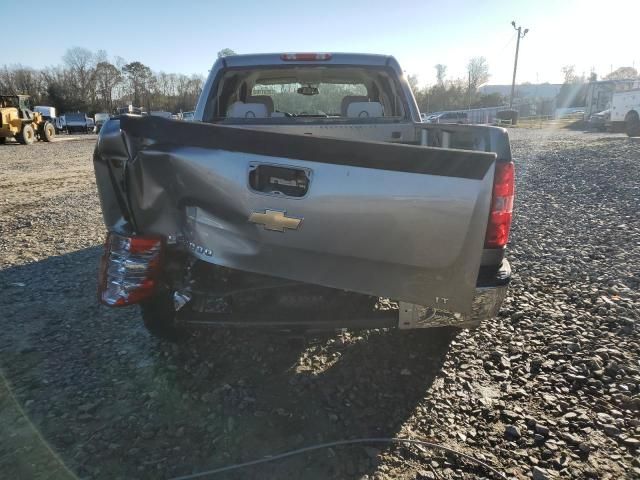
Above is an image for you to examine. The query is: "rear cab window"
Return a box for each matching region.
[203,65,408,124]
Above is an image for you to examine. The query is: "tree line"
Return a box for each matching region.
[0,47,209,115]
[4,47,636,117]
[408,60,639,114]
[408,57,506,113]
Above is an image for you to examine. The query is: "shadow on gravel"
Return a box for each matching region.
[0,247,457,479]
[161,328,456,479]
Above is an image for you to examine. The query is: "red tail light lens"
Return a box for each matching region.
[98,233,163,306]
[280,53,332,61]
[485,161,515,248]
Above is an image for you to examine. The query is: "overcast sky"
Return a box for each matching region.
[3,0,638,86]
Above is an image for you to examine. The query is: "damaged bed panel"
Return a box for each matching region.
[94,116,497,314]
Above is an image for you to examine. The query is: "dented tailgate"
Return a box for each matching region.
[94,116,497,315]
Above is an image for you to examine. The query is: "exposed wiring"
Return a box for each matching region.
[168,437,507,480]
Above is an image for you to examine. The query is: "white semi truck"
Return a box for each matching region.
[610,89,640,137]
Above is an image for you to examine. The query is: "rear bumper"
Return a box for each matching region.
[175,260,511,331]
[398,259,510,329]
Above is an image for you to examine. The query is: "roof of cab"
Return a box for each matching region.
[219,53,403,75]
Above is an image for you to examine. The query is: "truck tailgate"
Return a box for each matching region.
[94,116,497,314]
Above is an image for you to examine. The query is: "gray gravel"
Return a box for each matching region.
[0,129,638,480]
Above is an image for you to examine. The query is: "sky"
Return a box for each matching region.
[3,0,639,86]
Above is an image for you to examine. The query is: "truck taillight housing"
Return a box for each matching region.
[484,161,515,248]
[98,233,163,306]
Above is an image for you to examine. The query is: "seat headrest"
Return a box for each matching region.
[341,96,369,116]
[246,95,274,114]
[346,102,384,118]
[227,102,268,118]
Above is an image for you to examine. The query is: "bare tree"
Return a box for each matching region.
[95,61,122,111]
[123,61,153,107]
[95,49,109,64]
[62,47,97,106]
[0,65,45,99]
[467,57,490,92]
[217,48,236,58]
[407,74,419,94]
[605,67,638,80]
[434,64,447,85]
[0,48,210,115]
[561,65,577,84]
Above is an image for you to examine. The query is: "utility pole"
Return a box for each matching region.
[509,21,529,109]
[468,70,472,111]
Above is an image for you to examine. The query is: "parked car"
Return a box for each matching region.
[431,111,469,124]
[94,52,514,340]
[588,109,610,131]
[64,112,92,133]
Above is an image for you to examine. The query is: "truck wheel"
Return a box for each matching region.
[0,137,6,145]
[625,111,640,137]
[140,292,186,341]
[40,122,55,142]
[16,124,35,145]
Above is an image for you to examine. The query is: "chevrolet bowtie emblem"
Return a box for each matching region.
[249,209,302,232]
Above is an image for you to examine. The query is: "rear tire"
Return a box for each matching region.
[140,292,186,341]
[40,122,55,142]
[16,124,35,145]
[625,111,640,137]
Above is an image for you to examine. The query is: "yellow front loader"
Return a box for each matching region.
[0,95,55,145]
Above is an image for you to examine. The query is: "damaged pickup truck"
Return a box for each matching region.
[93,53,514,339]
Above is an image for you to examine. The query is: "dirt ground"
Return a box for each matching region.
[0,130,638,480]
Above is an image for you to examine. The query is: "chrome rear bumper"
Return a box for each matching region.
[398,259,510,329]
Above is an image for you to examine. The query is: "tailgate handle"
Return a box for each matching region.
[248,163,311,198]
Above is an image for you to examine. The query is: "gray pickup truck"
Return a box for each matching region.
[94,53,514,339]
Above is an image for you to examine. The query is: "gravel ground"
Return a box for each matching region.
[0,129,638,480]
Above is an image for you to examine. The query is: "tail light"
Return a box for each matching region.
[280,53,332,61]
[98,233,163,306]
[484,161,515,248]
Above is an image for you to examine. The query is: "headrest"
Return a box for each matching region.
[227,102,268,118]
[246,95,274,113]
[340,96,369,116]
[346,102,384,118]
